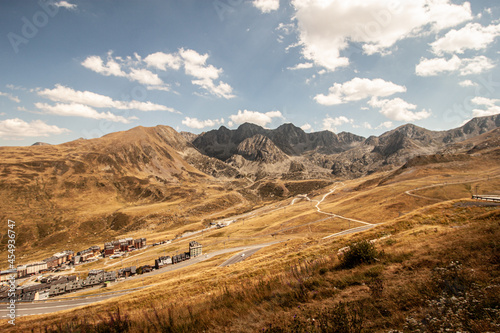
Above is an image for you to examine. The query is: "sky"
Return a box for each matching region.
[0,0,499,146]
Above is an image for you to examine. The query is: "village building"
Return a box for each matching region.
[155,256,172,269]
[189,241,202,258]
[0,269,16,282]
[43,256,59,269]
[134,238,146,249]
[26,262,48,275]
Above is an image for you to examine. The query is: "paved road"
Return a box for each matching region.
[0,289,140,318]
[322,225,376,239]
[1,242,280,317]
[219,247,263,267]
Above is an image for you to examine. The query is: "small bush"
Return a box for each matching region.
[340,240,379,269]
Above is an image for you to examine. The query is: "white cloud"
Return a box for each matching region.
[415,55,461,76]
[291,0,472,71]
[54,1,77,10]
[276,23,295,35]
[376,121,393,129]
[82,54,126,78]
[0,118,70,138]
[144,52,182,71]
[179,48,235,99]
[82,52,170,91]
[314,78,406,106]
[181,117,224,129]
[431,23,500,55]
[322,115,353,132]
[288,63,314,70]
[83,49,235,98]
[471,96,500,117]
[369,97,431,122]
[300,123,312,131]
[0,112,6,116]
[0,91,20,103]
[35,103,136,124]
[459,56,495,76]
[415,55,494,76]
[127,68,163,86]
[229,110,284,127]
[253,0,279,13]
[37,84,176,112]
[458,79,478,87]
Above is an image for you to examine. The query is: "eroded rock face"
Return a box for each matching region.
[236,134,288,164]
[189,115,500,179]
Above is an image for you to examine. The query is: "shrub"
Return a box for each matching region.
[340,240,378,269]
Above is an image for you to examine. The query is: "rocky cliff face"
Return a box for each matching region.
[235,134,288,163]
[328,115,500,177]
[192,122,366,160]
[190,114,500,179]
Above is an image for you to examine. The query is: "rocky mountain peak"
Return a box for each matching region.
[236,134,287,163]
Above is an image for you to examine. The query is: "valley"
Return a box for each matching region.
[0,115,499,332]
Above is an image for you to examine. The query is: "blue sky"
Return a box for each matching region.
[0,0,499,146]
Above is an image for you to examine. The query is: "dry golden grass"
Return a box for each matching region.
[2,146,499,332]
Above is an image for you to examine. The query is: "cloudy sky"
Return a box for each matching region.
[0,0,499,146]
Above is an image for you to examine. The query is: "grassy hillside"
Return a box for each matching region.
[4,145,499,332]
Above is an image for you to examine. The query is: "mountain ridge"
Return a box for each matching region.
[191,114,500,178]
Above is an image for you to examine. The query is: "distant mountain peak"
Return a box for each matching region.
[236,134,287,163]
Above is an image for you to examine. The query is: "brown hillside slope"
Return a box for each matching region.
[0,125,248,259]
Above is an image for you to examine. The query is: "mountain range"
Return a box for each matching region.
[0,114,499,251]
[190,114,500,179]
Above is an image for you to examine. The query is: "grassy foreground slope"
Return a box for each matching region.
[5,146,499,332]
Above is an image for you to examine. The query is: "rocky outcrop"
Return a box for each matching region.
[235,134,288,163]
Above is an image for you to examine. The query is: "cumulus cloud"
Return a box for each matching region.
[471,96,500,117]
[288,63,314,70]
[368,97,431,122]
[416,55,494,76]
[291,0,472,71]
[179,48,235,99]
[82,52,168,91]
[144,52,182,71]
[459,56,495,76]
[314,78,406,106]
[229,110,284,127]
[300,123,312,131]
[127,68,163,86]
[54,1,77,10]
[322,115,353,132]
[181,117,224,129]
[253,0,279,13]
[430,22,500,55]
[82,54,126,78]
[458,80,478,87]
[0,118,70,138]
[35,103,136,123]
[37,84,176,112]
[82,49,235,99]
[0,91,20,103]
